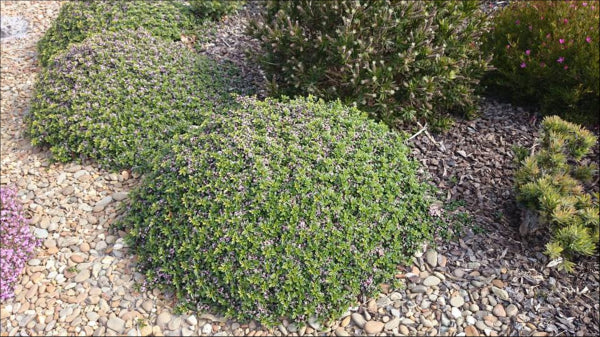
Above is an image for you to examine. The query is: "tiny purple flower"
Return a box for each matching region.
[559,39,565,44]
[586,36,592,43]
[525,50,531,55]
[520,62,527,68]
[557,57,565,63]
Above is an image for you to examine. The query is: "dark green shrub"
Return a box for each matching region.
[483,1,599,126]
[189,0,244,21]
[248,0,491,130]
[26,28,242,171]
[514,116,599,272]
[120,96,436,325]
[37,0,197,67]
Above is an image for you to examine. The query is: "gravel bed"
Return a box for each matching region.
[1,1,598,336]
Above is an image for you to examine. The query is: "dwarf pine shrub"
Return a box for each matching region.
[189,0,245,21]
[1,187,40,300]
[514,116,599,272]
[483,1,599,126]
[37,0,197,67]
[119,96,436,325]
[248,0,491,130]
[27,28,244,171]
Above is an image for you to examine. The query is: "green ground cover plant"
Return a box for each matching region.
[189,0,245,21]
[483,0,599,125]
[26,28,244,171]
[37,0,198,67]
[514,116,599,272]
[119,96,437,326]
[249,0,491,130]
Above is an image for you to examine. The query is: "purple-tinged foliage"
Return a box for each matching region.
[27,28,246,172]
[120,96,437,326]
[37,0,198,67]
[1,187,40,300]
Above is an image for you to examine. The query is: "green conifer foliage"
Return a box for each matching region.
[514,116,598,272]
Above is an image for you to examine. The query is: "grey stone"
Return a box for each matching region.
[107,317,125,333]
[425,249,438,267]
[112,192,129,201]
[86,312,99,322]
[141,300,153,313]
[420,316,433,328]
[201,324,212,335]
[74,170,89,179]
[168,317,182,330]
[94,196,113,211]
[491,286,509,301]
[74,269,90,283]
[411,285,427,293]
[79,203,93,212]
[186,315,197,326]
[423,276,441,287]
[156,312,171,328]
[389,292,402,301]
[376,297,392,308]
[308,316,321,331]
[278,325,288,335]
[351,313,366,328]
[335,327,350,336]
[33,228,48,239]
[59,237,79,247]
[385,317,400,331]
[95,241,107,251]
[450,295,465,307]
[19,314,35,327]
[506,304,518,317]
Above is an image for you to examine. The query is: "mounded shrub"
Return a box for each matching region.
[1,187,40,300]
[248,0,491,130]
[120,96,436,325]
[26,28,243,171]
[189,0,245,21]
[514,116,599,272]
[483,1,599,126]
[37,0,197,67]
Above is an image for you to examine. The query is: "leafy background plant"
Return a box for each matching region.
[119,96,437,326]
[248,0,491,130]
[27,28,247,172]
[1,187,40,301]
[189,0,245,21]
[37,0,198,67]
[514,116,599,272]
[483,0,599,126]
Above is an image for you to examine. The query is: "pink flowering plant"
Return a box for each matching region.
[483,1,599,125]
[1,187,40,300]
